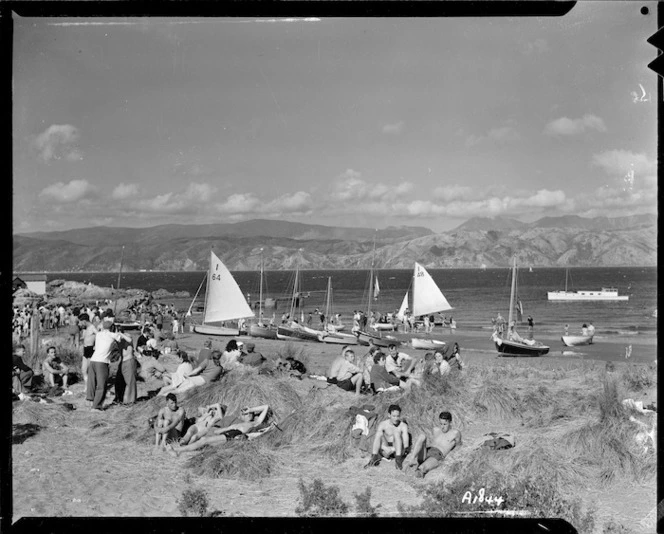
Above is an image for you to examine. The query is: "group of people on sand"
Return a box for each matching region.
[364,404,462,478]
[153,395,462,481]
[153,396,275,456]
[323,342,464,396]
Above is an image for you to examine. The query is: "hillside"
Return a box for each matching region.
[13,216,657,271]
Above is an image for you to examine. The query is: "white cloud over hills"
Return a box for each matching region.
[544,114,607,136]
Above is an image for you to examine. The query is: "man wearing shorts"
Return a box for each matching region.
[405,411,462,478]
[364,404,410,470]
[327,347,364,395]
[42,346,71,393]
[154,393,186,452]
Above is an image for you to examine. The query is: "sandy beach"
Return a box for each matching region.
[12,326,657,531]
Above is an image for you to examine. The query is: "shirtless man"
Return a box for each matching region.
[170,404,270,455]
[364,404,410,470]
[176,402,226,447]
[154,393,186,452]
[405,411,462,478]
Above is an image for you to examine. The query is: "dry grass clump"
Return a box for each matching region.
[620,363,656,392]
[562,376,656,486]
[274,342,310,370]
[472,380,519,422]
[186,440,276,480]
[12,400,70,428]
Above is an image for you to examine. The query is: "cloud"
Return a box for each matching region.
[382,121,404,135]
[331,170,413,202]
[112,183,140,200]
[136,182,218,214]
[34,124,83,162]
[591,150,655,176]
[39,179,95,203]
[544,114,607,136]
[433,185,475,202]
[216,193,262,214]
[265,191,312,213]
[465,124,520,148]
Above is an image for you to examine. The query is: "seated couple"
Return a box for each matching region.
[364,406,461,477]
[369,350,421,393]
[167,403,272,456]
[157,350,223,396]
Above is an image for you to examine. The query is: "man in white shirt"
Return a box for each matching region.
[385,344,413,377]
[86,319,132,412]
[327,347,364,395]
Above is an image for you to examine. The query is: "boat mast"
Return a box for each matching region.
[508,255,517,328]
[367,230,377,316]
[186,272,207,317]
[201,249,213,325]
[290,249,302,320]
[565,268,569,292]
[325,276,332,328]
[113,245,125,315]
[258,248,264,325]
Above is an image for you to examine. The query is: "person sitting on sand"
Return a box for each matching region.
[176,402,226,447]
[42,346,72,394]
[444,343,464,371]
[13,344,34,393]
[405,411,461,478]
[139,348,168,390]
[170,404,271,455]
[385,344,413,376]
[154,393,186,452]
[327,347,364,395]
[364,404,410,470]
[369,351,402,392]
[430,350,451,377]
[239,343,265,367]
[195,339,213,367]
[162,350,223,395]
[220,340,242,372]
[161,333,179,355]
[162,350,193,388]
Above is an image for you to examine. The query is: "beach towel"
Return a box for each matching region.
[351,414,370,437]
[480,432,515,450]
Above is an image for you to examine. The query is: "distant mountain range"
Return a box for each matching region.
[13,214,657,271]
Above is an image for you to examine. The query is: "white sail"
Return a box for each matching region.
[396,291,409,321]
[412,262,452,317]
[202,251,255,324]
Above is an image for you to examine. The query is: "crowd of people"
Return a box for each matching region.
[347,309,456,334]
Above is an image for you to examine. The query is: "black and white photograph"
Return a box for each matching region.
[10,2,657,530]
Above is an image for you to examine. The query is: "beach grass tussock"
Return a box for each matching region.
[186,440,276,481]
[274,342,310,370]
[620,363,656,392]
[472,380,519,422]
[12,400,70,428]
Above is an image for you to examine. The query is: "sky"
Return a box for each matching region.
[12,3,658,234]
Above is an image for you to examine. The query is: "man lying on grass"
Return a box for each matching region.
[404,411,462,478]
[364,404,410,470]
[154,393,186,453]
[168,404,271,456]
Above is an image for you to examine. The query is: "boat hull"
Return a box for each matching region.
[561,335,593,347]
[372,323,397,331]
[494,338,549,357]
[317,332,358,345]
[411,338,447,350]
[277,325,320,342]
[547,291,628,301]
[356,330,402,347]
[193,324,240,336]
[249,324,278,339]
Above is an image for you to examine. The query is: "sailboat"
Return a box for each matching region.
[192,250,255,336]
[276,257,319,341]
[492,256,549,356]
[249,249,278,339]
[408,263,453,350]
[317,277,358,345]
[356,234,402,347]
